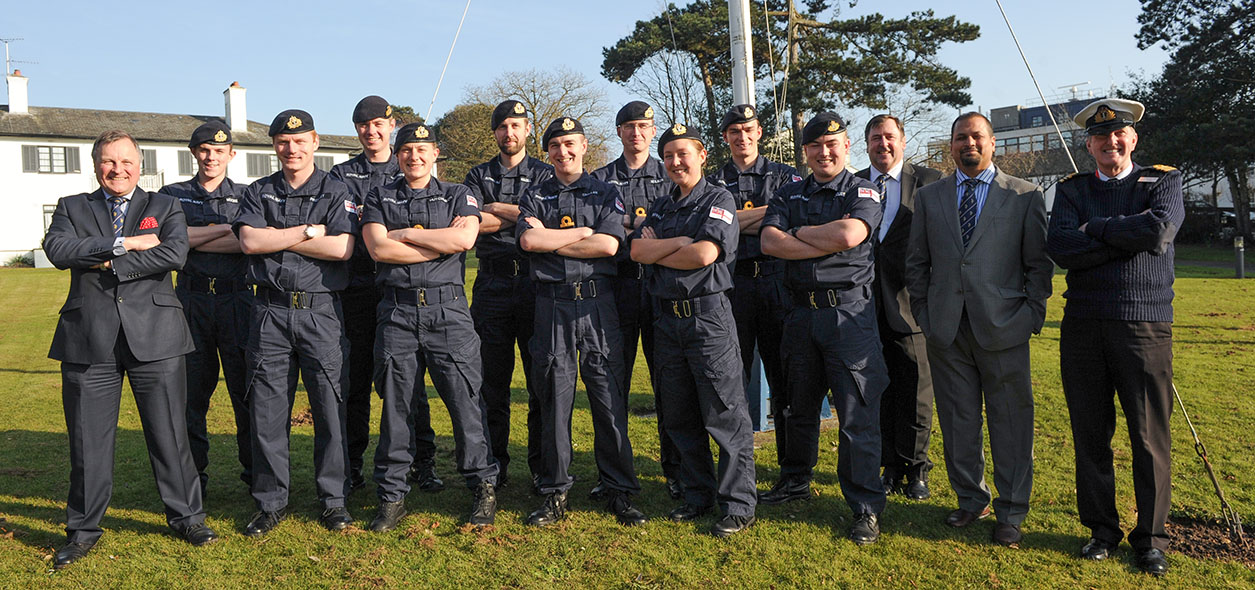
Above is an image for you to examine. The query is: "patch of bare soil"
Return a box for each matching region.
[1169,515,1254,568]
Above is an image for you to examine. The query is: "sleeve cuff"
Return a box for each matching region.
[112,236,127,256]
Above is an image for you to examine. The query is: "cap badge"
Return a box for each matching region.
[286,115,302,129]
[743,106,754,118]
[827,120,841,133]
[415,126,430,139]
[672,123,687,134]
[213,130,228,142]
[643,106,654,119]
[561,118,575,131]
[513,102,526,114]
[1095,105,1116,123]
[385,105,393,117]
[560,215,574,228]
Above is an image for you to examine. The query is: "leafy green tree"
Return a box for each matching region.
[433,102,497,182]
[389,104,424,126]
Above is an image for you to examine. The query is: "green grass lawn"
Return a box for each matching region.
[0,265,1252,589]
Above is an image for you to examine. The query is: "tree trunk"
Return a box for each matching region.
[698,63,719,140]
[1227,166,1251,242]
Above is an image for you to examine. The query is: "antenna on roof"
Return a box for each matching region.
[1056,81,1091,101]
[1,38,37,75]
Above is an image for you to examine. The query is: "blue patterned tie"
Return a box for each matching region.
[958,178,979,248]
[109,196,126,238]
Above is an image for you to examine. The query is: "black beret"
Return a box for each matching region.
[656,122,705,158]
[188,120,231,148]
[394,122,437,151]
[491,100,528,129]
[352,95,392,124]
[542,117,584,148]
[719,104,758,132]
[615,101,655,126]
[801,112,847,145]
[269,109,315,137]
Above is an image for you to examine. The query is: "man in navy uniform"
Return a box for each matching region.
[516,116,646,527]
[855,114,942,501]
[1046,98,1183,576]
[631,122,757,538]
[233,110,356,537]
[706,104,799,440]
[360,122,500,531]
[591,100,681,500]
[160,121,253,498]
[464,100,554,490]
[760,112,889,545]
[44,130,217,569]
[330,96,443,493]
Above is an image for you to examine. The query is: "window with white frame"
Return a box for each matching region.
[21,145,81,174]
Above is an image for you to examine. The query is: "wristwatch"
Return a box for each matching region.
[303,224,316,240]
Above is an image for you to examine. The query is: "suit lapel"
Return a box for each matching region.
[885,165,915,239]
[966,174,1009,251]
[123,188,149,236]
[87,189,113,237]
[938,174,963,251]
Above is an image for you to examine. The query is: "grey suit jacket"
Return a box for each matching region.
[43,188,195,364]
[859,162,944,336]
[904,169,1052,351]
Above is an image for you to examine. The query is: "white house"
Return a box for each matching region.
[1,72,360,260]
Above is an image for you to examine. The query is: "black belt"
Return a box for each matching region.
[733,259,784,278]
[177,273,250,294]
[660,293,724,319]
[383,285,463,307]
[479,257,529,277]
[537,279,603,300]
[791,285,870,309]
[617,260,645,280]
[256,288,337,309]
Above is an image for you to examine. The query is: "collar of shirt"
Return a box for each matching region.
[1096,163,1134,181]
[955,164,997,188]
[802,170,851,195]
[491,154,530,179]
[400,177,447,199]
[612,155,665,178]
[871,159,904,183]
[279,168,328,197]
[195,176,236,200]
[103,187,137,201]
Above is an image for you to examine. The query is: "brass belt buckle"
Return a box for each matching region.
[808,291,818,309]
[208,277,217,294]
[512,259,519,277]
[573,282,583,300]
[418,289,428,307]
[290,291,301,308]
[672,300,681,318]
[753,260,761,278]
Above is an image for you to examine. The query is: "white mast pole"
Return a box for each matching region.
[729,0,755,106]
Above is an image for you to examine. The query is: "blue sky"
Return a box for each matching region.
[6,0,1166,146]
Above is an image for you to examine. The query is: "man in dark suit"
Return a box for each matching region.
[43,130,218,569]
[905,112,1052,547]
[856,114,942,501]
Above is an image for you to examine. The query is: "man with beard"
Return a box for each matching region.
[464,100,554,491]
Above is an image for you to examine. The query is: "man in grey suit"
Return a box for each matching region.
[905,112,1052,546]
[43,130,218,569]
[856,114,942,501]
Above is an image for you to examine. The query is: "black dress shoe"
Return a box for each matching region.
[711,514,755,538]
[1135,548,1169,576]
[370,501,407,532]
[588,481,608,500]
[849,513,881,545]
[757,477,811,505]
[606,491,647,526]
[669,503,713,522]
[880,473,902,495]
[525,491,568,527]
[348,471,367,493]
[244,510,285,537]
[319,506,353,531]
[177,523,219,546]
[665,479,684,500]
[992,522,1023,546]
[903,479,931,500]
[407,462,445,493]
[945,506,991,528]
[469,481,497,526]
[1079,537,1115,561]
[53,541,93,569]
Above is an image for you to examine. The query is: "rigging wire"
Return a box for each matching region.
[761,0,787,162]
[425,0,473,122]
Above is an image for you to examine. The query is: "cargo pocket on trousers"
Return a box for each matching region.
[841,348,889,406]
[701,345,744,413]
[316,348,346,404]
[446,337,483,398]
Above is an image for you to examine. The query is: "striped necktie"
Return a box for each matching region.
[109,196,127,238]
[958,178,980,248]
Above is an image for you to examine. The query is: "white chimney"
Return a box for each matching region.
[224,81,246,133]
[7,69,29,115]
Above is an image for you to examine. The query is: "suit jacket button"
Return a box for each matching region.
[117,296,124,302]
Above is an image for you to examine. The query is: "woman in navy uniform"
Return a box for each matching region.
[631,123,757,538]
[360,123,499,531]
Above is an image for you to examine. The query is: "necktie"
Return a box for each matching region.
[958,178,979,248]
[875,174,889,241]
[875,173,888,196]
[109,196,126,238]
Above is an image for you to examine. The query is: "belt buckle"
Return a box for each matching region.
[827,289,838,307]
[208,277,217,294]
[672,300,681,318]
[589,279,597,298]
[573,282,583,300]
[289,291,301,308]
[682,300,692,318]
[753,260,761,278]
[418,288,428,307]
[808,291,818,309]
[512,259,519,277]
[636,263,644,280]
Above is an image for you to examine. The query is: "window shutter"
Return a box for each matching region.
[178,152,193,176]
[142,149,158,174]
[314,155,333,171]
[22,145,38,172]
[67,147,81,173]
[247,153,265,177]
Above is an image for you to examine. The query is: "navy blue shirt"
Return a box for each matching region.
[591,155,674,221]
[638,179,739,300]
[232,168,355,292]
[160,176,246,280]
[362,177,481,290]
[761,170,882,291]
[516,173,625,284]
[464,156,554,261]
[707,156,800,260]
[330,152,403,287]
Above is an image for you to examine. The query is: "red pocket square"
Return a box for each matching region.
[138,216,158,230]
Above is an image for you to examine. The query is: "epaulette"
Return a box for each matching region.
[1151,164,1177,172]
[1059,172,1085,183]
